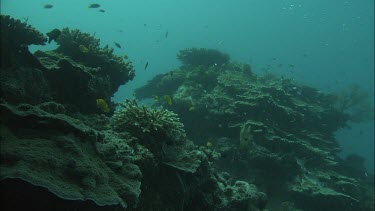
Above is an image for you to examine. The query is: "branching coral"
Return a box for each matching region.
[177,48,230,68]
[54,28,135,93]
[112,98,186,143]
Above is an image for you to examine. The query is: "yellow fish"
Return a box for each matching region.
[96,99,110,113]
[164,95,172,105]
[206,141,213,147]
[79,44,89,53]
[153,95,159,102]
[188,106,195,112]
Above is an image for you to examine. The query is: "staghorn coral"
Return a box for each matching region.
[177,47,230,68]
[112,98,186,143]
[54,28,135,93]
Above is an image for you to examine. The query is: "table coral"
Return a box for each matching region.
[54,28,135,93]
[0,15,47,68]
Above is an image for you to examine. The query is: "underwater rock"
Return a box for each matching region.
[0,102,142,209]
[34,51,115,114]
[0,66,50,104]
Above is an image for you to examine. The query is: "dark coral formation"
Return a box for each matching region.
[0,102,141,208]
[177,48,230,68]
[0,15,47,68]
[54,28,135,93]
[0,15,135,114]
[135,55,374,210]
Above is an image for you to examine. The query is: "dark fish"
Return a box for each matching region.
[165,31,169,38]
[44,4,53,9]
[88,4,101,8]
[144,62,149,70]
[46,29,61,43]
[114,42,122,49]
[22,17,29,23]
[99,9,105,13]
[144,23,147,27]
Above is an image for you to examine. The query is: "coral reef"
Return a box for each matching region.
[0,15,47,68]
[112,98,186,143]
[1,17,267,210]
[54,28,135,93]
[177,48,230,68]
[0,102,142,209]
[135,51,374,210]
[0,16,134,114]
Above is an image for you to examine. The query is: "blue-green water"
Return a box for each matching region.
[2,0,373,172]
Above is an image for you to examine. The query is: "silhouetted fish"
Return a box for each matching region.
[165,31,169,38]
[44,4,53,9]
[144,62,149,70]
[114,42,122,49]
[88,4,100,8]
[99,9,105,13]
[46,29,61,43]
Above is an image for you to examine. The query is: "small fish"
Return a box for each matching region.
[206,141,213,147]
[164,95,172,105]
[79,45,89,53]
[99,9,105,13]
[114,42,122,49]
[96,99,110,113]
[144,62,149,70]
[88,4,101,8]
[44,4,53,9]
[165,31,169,38]
[22,17,29,23]
[218,40,224,45]
[144,23,147,27]
[288,64,295,68]
[188,106,195,112]
[153,95,159,102]
[46,29,61,43]
[124,55,129,59]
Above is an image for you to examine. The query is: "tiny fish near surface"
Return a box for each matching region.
[144,62,149,70]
